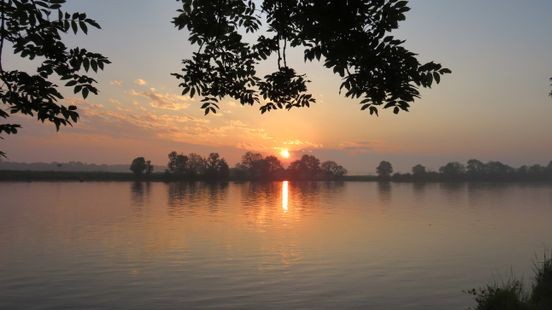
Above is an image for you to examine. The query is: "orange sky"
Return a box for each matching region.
[2,1,552,174]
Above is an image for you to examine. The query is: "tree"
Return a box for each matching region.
[0,0,110,157]
[145,160,153,175]
[411,164,426,177]
[172,0,450,116]
[376,161,393,179]
[238,151,265,179]
[167,151,188,175]
[205,152,230,179]
[187,153,206,177]
[549,77,552,98]
[287,154,321,179]
[321,160,347,179]
[439,162,465,178]
[263,155,285,179]
[466,159,485,177]
[130,157,147,175]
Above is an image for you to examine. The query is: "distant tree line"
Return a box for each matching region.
[232,152,347,181]
[129,151,347,181]
[164,152,230,180]
[376,159,552,182]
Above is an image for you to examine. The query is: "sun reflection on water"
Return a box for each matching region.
[282,181,289,213]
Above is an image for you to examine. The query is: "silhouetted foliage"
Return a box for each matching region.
[187,153,206,178]
[263,155,285,179]
[231,152,346,180]
[376,161,393,180]
[467,254,552,310]
[388,159,552,182]
[130,157,146,175]
[0,0,109,157]
[233,152,285,180]
[167,151,188,175]
[288,154,321,180]
[439,161,465,178]
[204,152,230,179]
[130,157,153,176]
[172,0,450,116]
[549,77,552,98]
[166,151,228,180]
[321,160,347,179]
[411,164,427,177]
[531,253,552,309]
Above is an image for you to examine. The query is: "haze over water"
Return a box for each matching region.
[1,181,551,309]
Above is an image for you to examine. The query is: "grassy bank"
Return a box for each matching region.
[467,254,552,310]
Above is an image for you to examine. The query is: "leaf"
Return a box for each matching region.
[79,21,88,34]
[434,72,440,84]
[71,21,78,34]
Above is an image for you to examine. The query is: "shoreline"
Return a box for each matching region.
[1,170,551,183]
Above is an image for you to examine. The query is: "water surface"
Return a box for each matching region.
[1,181,551,309]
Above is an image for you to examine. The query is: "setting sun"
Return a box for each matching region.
[280,149,290,159]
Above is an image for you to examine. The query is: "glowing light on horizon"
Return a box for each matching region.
[282,181,289,213]
[280,149,290,159]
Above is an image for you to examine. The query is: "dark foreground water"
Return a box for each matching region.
[1,181,552,309]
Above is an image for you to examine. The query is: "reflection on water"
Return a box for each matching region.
[131,181,151,208]
[1,181,552,309]
[167,182,228,216]
[282,181,289,213]
[377,181,392,203]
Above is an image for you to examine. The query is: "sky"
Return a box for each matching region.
[2,0,552,174]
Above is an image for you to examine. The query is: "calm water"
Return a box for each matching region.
[1,181,552,309]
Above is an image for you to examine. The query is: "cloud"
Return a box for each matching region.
[134,79,147,86]
[282,139,323,149]
[110,80,124,87]
[338,140,396,154]
[74,101,283,154]
[130,88,192,111]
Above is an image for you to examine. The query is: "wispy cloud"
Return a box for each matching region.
[134,79,147,86]
[130,88,192,110]
[338,140,397,154]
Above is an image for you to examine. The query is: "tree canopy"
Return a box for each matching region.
[130,157,153,176]
[376,160,393,179]
[172,0,451,115]
[0,0,109,157]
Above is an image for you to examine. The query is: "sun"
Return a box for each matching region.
[280,149,290,159]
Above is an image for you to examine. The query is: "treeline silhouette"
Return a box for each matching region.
[377,159,552,182]
[154,151,347,181]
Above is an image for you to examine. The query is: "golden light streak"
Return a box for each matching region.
[282,181,289,213]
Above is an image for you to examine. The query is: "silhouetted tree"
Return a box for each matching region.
[466,159,485,177]
[411,164,427,177]
[376,161,393,180]
[439,162,465,178]
[321,161,348,179]
[485,161,514,178]
[187,153,206,178]
[287,154,321,180]
[263,155,285,180]
[238,151,265,179]
[145,160,153,175]
[167,151,188,175]
[0,0,109,157]
[172,0,450,116]
[205,152,230,179]
[130,157,147,176]
[528,164,546,178]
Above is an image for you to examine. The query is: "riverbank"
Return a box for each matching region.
[2,170,552,183]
